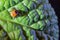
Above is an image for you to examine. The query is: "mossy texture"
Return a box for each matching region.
[0,0,59,40]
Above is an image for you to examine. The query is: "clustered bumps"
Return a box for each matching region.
[0,0,59,40]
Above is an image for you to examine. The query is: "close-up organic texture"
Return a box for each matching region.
[0,0,59,40]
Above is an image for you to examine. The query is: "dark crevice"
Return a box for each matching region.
[36,31,42,40]
[0,26,3,30]
[21,27,28,40]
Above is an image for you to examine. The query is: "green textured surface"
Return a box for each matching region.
[0,0,59,40]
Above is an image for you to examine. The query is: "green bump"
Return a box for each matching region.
[19,36,22,40]
[13,0,20,3]
[31,23,39,29]
[10,0,16,6]
[0,0,5,11]
[15,3,28,12]
[21,17,28,26]
[22,0,31,6]
[8,32,15,40]
[38,21,45,30]
[4,0,10,9]
[36,9,42,15]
